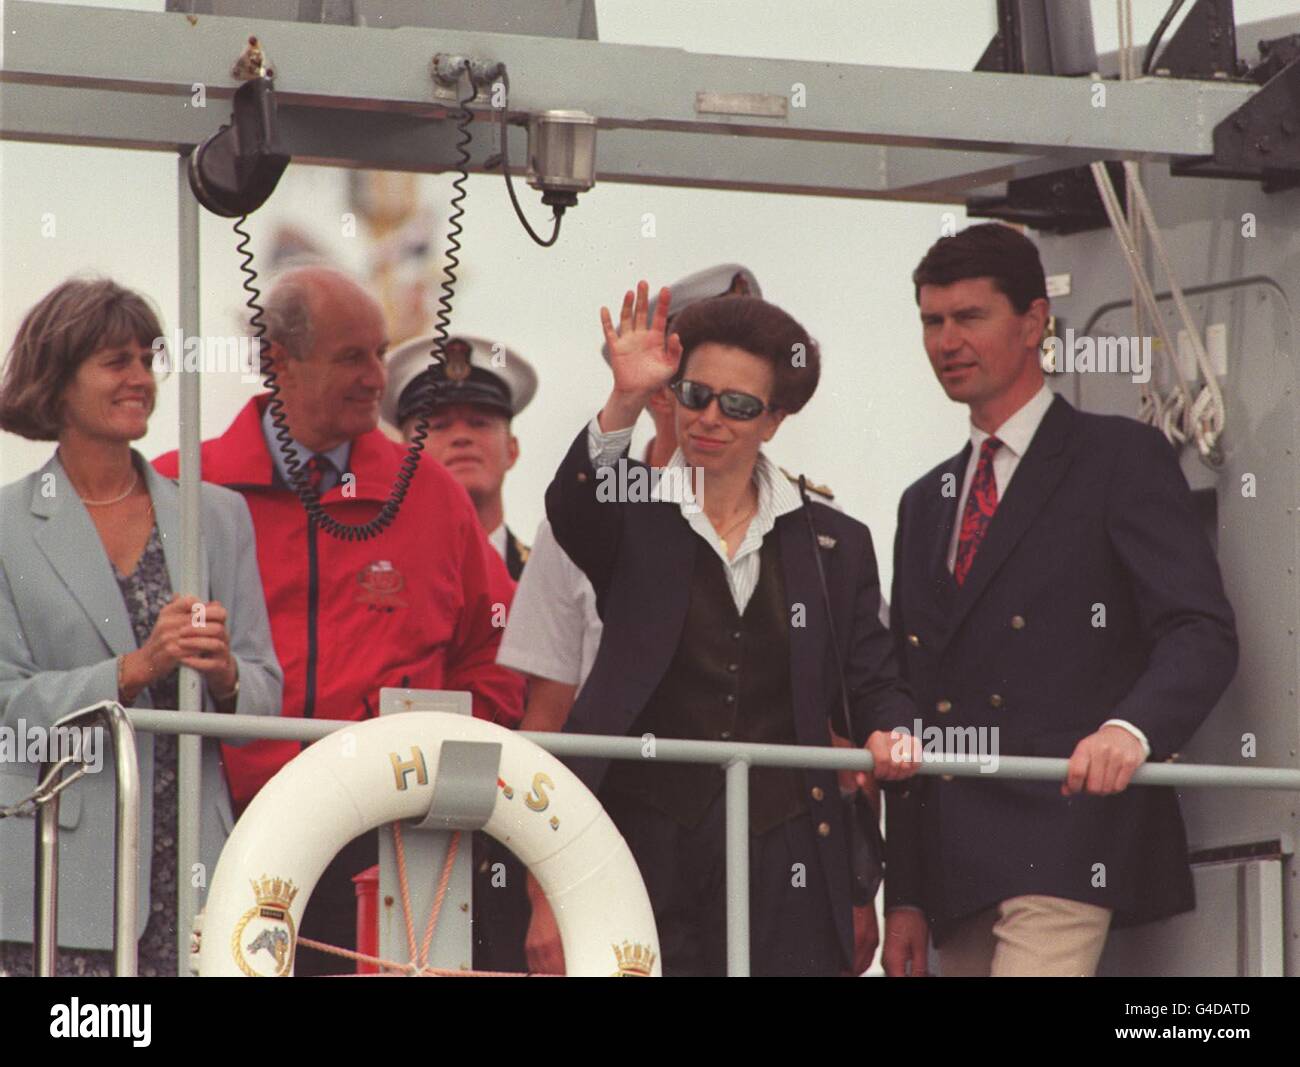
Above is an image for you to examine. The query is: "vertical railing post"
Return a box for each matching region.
[33,795,60,976]
[724,757,750,977]
[175,150,205,975]
[32,702,141,976]
[107,704,142,976]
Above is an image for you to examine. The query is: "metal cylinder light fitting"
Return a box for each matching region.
[526,110,597,208]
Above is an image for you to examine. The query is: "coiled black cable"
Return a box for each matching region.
[235,71,478,542]
[490,67,563,248]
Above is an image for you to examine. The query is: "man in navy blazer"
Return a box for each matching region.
[882,224,1238,977]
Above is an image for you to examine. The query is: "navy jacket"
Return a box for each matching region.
[546,425,915,962]
[885,395,1238,942]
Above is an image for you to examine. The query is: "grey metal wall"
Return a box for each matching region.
[1035,150,1299,975]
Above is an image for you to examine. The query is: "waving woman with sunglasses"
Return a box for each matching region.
[545,281,918,976]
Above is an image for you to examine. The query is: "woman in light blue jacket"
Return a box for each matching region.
[0,279,282,976]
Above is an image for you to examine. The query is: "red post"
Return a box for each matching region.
[353,864,380,974]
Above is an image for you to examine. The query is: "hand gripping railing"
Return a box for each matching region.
[25,705,1299,976]
[120,708,1300,977]
[31,701,141,977]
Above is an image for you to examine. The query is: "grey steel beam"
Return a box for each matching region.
[0,81,1079,203]
[1,0,1256,162]
[881,147,1071,201]
[167,0,599,40]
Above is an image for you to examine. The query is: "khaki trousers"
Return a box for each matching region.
[938,894,1112,977]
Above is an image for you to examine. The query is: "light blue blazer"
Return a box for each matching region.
[0,451,283,950]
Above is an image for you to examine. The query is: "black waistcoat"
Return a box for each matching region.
[602,530,809,834]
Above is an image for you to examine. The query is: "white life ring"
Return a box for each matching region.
[198,712,660,977]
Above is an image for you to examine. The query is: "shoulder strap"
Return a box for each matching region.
[798,476,854,744]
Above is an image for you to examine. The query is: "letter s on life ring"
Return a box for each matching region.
[198,712,660,976]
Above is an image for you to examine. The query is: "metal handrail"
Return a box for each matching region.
[124,708,1300,790]
[33,706,1300,978]
[130,707,1300,977]
[34,701,140,977]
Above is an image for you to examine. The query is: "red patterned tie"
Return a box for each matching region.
[953,437,1003,586]
[304,454,333,496]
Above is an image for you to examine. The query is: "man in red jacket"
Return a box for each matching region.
[155,266,523,973]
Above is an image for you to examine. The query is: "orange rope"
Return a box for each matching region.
[296,935,414,974]
[295,935,544,977]
[292,824,559,977]
[390,821,420,963]
[419,829,461,968]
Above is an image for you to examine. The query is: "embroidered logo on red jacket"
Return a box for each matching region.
[356,560,408,611]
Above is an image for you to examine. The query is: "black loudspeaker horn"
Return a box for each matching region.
[188,77,290,217]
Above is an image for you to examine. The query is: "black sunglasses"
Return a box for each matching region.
[670,379,775,421]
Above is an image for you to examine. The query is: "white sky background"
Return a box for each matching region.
[4,0,1299,587]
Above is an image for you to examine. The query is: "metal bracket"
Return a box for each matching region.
[1151,0,1242,80]
[974,0,1097,77]
[410,740,501,831]
[1164,7,1300,190]
[376,688,477,972]
[1246,33,1300,85]
[967,161,1125,235]
[430,52,497,105]
[1173,55,1300,190]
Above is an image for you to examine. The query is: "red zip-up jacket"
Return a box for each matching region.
[155,395,524,810]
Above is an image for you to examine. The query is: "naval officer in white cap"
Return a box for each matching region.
[382,333,538,580]
[381,333,537,971]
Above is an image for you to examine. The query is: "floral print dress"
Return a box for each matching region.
[0,523,180,977]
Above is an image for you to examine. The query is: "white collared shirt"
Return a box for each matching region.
[497,517,604,688]
[945,383,1055,574]
[587,415,802,614]
[943,384,1149,757]
[498,439,657,692]
[260,402,351,492]
[487,523,508,561]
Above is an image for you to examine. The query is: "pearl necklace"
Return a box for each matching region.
[56,447,142,506]
[77,469,139,506]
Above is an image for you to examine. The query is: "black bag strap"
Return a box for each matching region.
[797,476,855,744]
[797,477,884,908]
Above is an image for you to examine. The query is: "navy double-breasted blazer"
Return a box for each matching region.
[885,395,1238,942]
